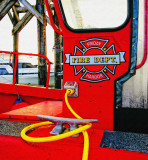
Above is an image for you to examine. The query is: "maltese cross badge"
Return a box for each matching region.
[65,38,126,83]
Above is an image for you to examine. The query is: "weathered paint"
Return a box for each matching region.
[122,0,147,108]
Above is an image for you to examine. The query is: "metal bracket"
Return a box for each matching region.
[37,115,98,136]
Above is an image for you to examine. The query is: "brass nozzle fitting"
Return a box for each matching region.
[67,89,75,95]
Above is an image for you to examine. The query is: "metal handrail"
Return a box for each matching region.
[44,0,63,35]
[136,0,147,69]
[0,50,51,89]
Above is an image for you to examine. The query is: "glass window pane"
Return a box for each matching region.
[0,53,13,84]
[18,55,55,88]
[18,55,39,86]
[61,0,128,29]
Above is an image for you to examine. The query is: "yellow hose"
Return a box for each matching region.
[21,121,91,143]
[21,89,92,160]
[65,89,82,119]
[65,89,90,160]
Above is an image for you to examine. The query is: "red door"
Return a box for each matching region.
[46,0,134,130]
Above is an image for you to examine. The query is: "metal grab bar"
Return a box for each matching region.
[136,0,147,69]
[0,50,51,89]
[44,0,63,35]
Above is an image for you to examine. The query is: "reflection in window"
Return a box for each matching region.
[0,53,13,83]
[22,63,37,68]
[0,54,56,88]
[18,56,55,88]
[61,0,128,29]
[0,68,8,75]
[18,56,39,85]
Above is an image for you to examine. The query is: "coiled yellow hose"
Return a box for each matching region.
[21,89,92,160]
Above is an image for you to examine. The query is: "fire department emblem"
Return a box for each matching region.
[65,38,126,83]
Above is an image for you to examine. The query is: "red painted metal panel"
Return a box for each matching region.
[62,25,131,130]
[11,102,29,110]
[0,101,62,121]
[0,129,148,160]
[49,0,132,130]
[0,83,63,114]
[0,83,63,100]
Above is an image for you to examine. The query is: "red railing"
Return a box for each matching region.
[136,0,147,69]
[0,50,51,89]
[44,0,63,35]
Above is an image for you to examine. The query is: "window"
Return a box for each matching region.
[0,68,8,75]
[60,0,128,30]
[22,63,37,68]
[0,53,13,83]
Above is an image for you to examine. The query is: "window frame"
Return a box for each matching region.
[58,0,132,33]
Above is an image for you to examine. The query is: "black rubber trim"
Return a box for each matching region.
[114,108,148,134]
